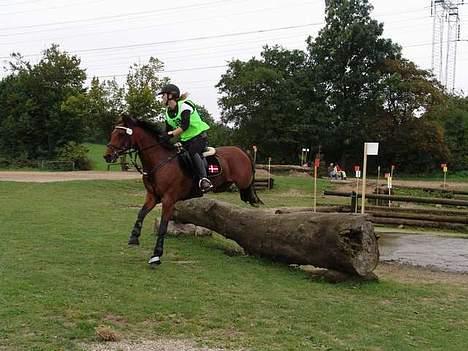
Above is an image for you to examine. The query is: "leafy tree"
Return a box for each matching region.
[195,104,233,147]
[366,58,449,171]
[0,45,86,159]
[83,77,125,143]
[390,119,450,173]
[426,95,468,170]
[307,0,401,164]
[126,57,166,120]
[217,45,310,162]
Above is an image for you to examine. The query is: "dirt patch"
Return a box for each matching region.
[0,171,141,183]
[84,339,239,351]
[376,263,468,287]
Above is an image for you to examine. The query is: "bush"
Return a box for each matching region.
[56,142,92,170]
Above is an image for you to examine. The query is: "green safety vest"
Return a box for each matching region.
[165,99,210,142]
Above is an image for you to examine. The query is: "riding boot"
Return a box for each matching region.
[192,153,213,193]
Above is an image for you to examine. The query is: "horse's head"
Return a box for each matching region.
[103,115,137,163]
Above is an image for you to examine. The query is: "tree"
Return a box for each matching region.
[307,0,401,164]
[82,77,126,143]
[195,104,233,147]
[369,58,449,172]
[217,45,311,163]
[126,57,166,121]
[426,95,468,170]
[0,45,86,159]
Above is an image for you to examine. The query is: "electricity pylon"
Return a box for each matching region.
[431,0,463,92]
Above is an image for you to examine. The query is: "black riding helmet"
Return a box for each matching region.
[158,84,180,99]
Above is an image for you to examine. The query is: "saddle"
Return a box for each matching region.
[176,144,222,178]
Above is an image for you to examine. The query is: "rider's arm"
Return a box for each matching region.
[168,104,192,137]
[165,121,174,132]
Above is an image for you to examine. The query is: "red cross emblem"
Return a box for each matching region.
[208,164,219,174]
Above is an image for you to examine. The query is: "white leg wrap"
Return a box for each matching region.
[148,256,160,264]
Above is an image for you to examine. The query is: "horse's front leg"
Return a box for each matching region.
[128,192,159,246]
[148,196,175,266]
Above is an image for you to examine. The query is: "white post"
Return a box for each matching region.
[268,157,272,190]
[355,177,360,213]
[313,163,317,213]
[377,166,380,193]
[361,143,368,214]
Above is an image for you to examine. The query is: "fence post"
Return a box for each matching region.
[351,191,357,212]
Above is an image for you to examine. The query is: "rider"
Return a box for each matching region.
[158,83,214,193]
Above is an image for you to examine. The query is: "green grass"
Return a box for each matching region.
[395,170,468,182]
[84,143,108,171]
[1,178,467,350]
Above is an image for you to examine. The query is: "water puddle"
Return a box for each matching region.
[379,233,468,273]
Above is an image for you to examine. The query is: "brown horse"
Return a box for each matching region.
[103,115,262,266]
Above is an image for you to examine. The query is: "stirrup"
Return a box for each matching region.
[199,178,213,193]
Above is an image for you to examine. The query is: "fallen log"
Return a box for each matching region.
[173,198,379,276]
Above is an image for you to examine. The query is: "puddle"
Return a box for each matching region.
[379,233,468,273]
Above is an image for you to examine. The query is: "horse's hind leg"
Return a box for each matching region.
[128,192,158,246]
[240,184,263,206]
[148,196,175,266]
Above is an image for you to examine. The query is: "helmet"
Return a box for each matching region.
[158,84,180,99]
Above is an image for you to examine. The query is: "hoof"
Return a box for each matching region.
[128,236,140,246]
[148,256,161,267]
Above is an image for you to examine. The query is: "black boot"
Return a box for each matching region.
[192,153,213,193]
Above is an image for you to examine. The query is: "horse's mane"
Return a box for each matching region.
[123,115,174,150]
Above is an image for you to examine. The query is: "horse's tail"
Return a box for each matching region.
[239,148,264,207]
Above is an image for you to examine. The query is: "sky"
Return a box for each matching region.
[1,0,467,119]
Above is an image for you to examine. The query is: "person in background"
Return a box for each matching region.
[158,83,213,193]
[336,163,347,180]
[328,163,337,179]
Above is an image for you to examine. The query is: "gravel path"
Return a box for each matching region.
[84,339,236,351]
[0,170,141,182]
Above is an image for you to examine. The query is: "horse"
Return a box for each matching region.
[103,115,263,266]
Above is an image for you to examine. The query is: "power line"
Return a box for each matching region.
[0,22,322,59]
[0,0,314,40]
[96,64,228,79]
[0,0,241,29]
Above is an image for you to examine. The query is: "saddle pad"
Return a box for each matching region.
[206,155,222,176]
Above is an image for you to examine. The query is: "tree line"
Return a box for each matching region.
[0,0,467,172]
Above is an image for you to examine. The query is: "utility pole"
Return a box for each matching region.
[431,1,464,92]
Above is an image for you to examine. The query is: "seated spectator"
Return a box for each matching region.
[328,163,337,179]
[336,164,347,180]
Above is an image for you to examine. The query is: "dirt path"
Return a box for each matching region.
[0,171,141,183]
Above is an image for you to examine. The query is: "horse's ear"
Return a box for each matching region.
[122,114,136,127]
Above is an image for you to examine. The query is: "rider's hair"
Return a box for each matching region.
[178,92,189,101]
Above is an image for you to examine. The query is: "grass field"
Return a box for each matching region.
[84,143,109,171]
[1,177,467,351]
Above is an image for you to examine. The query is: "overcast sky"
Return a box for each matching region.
[1,0,467,119]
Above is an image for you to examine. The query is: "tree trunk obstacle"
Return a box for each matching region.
[172,198,379,277]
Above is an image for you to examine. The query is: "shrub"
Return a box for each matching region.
[56,142,92,170]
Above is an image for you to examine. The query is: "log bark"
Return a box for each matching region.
[173,198,379,276]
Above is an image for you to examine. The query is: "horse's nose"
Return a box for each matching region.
[103,154,112,163]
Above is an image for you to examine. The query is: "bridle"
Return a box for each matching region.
[107,125,179,177]
[106,126,135,156]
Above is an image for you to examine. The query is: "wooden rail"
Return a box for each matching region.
[324,190,468,207]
